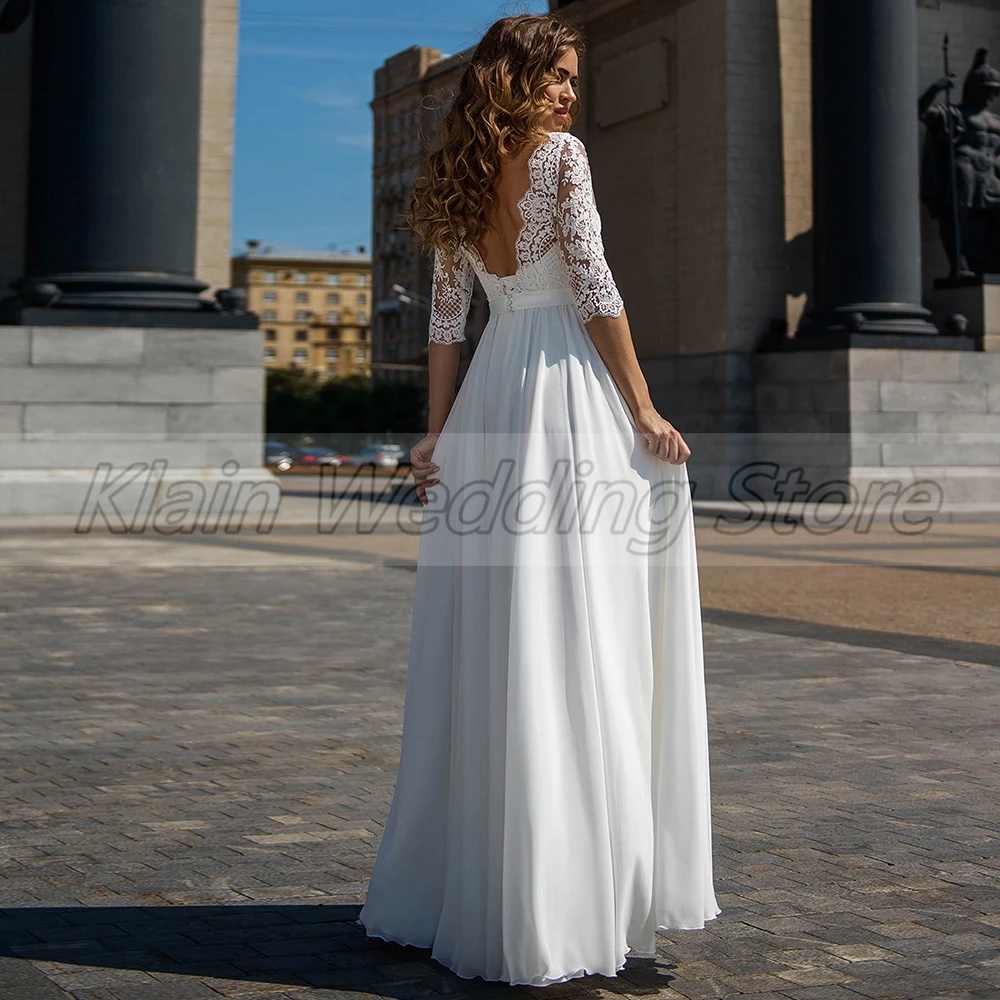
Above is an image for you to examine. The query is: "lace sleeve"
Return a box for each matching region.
[555,135,625,325]
[428,243,474,344]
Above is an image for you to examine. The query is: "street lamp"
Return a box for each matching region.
[390,283,430,310]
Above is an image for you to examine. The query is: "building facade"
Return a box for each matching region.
[545,0,1000,507]
[370,46,490,386]
[231,249,372,380]
[366,0,999,505]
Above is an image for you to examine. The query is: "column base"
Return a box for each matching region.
[760,329,978,352]
[11,269,211,309]
[927,274,1000,352]
[798,302,940,339]
[0,304,258,329]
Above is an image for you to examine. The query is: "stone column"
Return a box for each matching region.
[15,0,211,316]
[806,0,938,339]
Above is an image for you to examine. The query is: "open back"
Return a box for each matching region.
[426,131,625,343]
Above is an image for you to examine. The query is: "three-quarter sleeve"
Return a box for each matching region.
[555,134,625,325]
[428,243,474,344]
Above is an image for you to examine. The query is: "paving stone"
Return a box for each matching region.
[0,544,997,999]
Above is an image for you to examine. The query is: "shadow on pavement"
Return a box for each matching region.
[0,904,676,995]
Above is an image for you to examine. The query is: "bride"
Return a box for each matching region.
[358,12,721,987]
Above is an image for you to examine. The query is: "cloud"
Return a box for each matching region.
[300,87,366,112]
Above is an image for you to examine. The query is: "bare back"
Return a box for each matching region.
[427,131,626,345]
[474,145,534,279]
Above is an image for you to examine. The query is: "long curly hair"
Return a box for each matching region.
[406,14,584,255]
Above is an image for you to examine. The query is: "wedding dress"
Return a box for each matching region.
[357,129,721,987]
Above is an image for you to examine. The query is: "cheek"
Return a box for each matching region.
[543,84,560,104]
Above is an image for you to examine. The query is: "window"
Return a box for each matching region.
[357,292,366,305]
[358,348,366,361]
[327,292,340,304]
[357,274,368,286]
[263,290,277,303]
[327,311,340,323]
[264,346,276,360]
[326,273,340,286]
[326,348,338,362]
[294,271,308,284]
[262,310,277,321]
[293,349,307,364]
[295,310,310,322]
[264,328,276,340]
[357,311,367,324]
[295,291,309,303]
[295,329,308,341]
[264,271,277,284]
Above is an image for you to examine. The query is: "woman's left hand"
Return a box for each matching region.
[410,432,442,505]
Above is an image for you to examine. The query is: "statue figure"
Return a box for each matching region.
[919,47,1000,279]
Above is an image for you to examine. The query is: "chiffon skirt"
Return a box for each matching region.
[358,289,721,986]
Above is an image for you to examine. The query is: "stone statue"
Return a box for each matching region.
[919,47,1000,278]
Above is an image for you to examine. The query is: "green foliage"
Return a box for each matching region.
[265,367,425,435]
[265,366,321,434]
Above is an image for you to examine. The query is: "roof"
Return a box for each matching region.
[233,249,372,266]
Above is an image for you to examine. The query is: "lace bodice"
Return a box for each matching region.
[427,132,625,344]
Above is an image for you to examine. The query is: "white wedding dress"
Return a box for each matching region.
[358,130,721,986]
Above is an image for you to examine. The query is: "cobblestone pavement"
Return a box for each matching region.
[0,533,998,1000]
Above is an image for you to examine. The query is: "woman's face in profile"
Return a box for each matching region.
[542,47,579,132]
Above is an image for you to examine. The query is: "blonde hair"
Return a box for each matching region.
[406,13,584,255]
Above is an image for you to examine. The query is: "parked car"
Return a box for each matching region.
[295,446,342,467]
[350,443,405,469]
[264,442,296,473]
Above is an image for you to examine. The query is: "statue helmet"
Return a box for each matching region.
[963,47,1000,104]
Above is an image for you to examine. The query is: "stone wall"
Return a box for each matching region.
[576,0,685,359]
[657,347,1000,504]
[0,325,269,516]
[570,0,797,358]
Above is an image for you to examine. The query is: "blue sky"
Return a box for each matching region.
[232,0,549,255]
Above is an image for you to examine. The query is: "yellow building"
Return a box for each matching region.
[231,247,372,380]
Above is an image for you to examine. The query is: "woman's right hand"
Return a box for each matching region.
[410,431,441,505]
[635,408,691,464]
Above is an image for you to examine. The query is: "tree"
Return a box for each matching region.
[265,368,425,436]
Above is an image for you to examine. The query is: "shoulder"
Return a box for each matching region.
[533,131,588,177]
[554,131,587,162]
[551,132,591,184]
[546,130,586,157]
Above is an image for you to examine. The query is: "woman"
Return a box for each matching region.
[358,13,721,986]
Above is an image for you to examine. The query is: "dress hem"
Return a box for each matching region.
[356,908,722,987]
